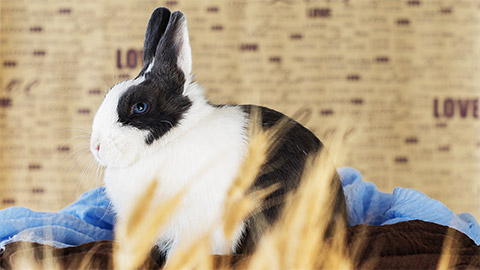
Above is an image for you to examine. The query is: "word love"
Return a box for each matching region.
[116,48,143,69]
[433,98,479,119]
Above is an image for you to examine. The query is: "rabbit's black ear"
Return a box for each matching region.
[140,7,171,74]
[153,11,192,79]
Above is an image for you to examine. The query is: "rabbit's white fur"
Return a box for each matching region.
[91,75,249,257]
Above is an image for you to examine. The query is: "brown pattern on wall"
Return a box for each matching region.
[1,0,479,220]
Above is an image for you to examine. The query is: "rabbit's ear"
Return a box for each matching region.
[153,11,192,79]
[141,7,171,73]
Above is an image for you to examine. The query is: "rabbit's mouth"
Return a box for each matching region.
[90,134,142,169]
[91,142,107,167]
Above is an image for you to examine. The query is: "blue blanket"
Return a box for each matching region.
[1,167,479,251]
[0,188,115,249]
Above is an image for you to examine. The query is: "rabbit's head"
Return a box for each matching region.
[91,8,198,168]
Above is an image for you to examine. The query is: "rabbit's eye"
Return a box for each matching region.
[132,102,149,114]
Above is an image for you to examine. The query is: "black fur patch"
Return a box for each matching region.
[117,75,192,145]
[234,105,347,255]
[139,7,171,76]
[119,8,191,145]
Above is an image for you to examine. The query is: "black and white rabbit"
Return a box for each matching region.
[90,7,346,264]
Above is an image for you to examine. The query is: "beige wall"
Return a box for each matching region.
[1,0,479,219]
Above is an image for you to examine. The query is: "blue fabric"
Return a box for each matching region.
[0,188,115,250]
[338,167,480,245]
[0,167,479,250]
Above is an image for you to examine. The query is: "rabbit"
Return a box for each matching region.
[90,7,347,265]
